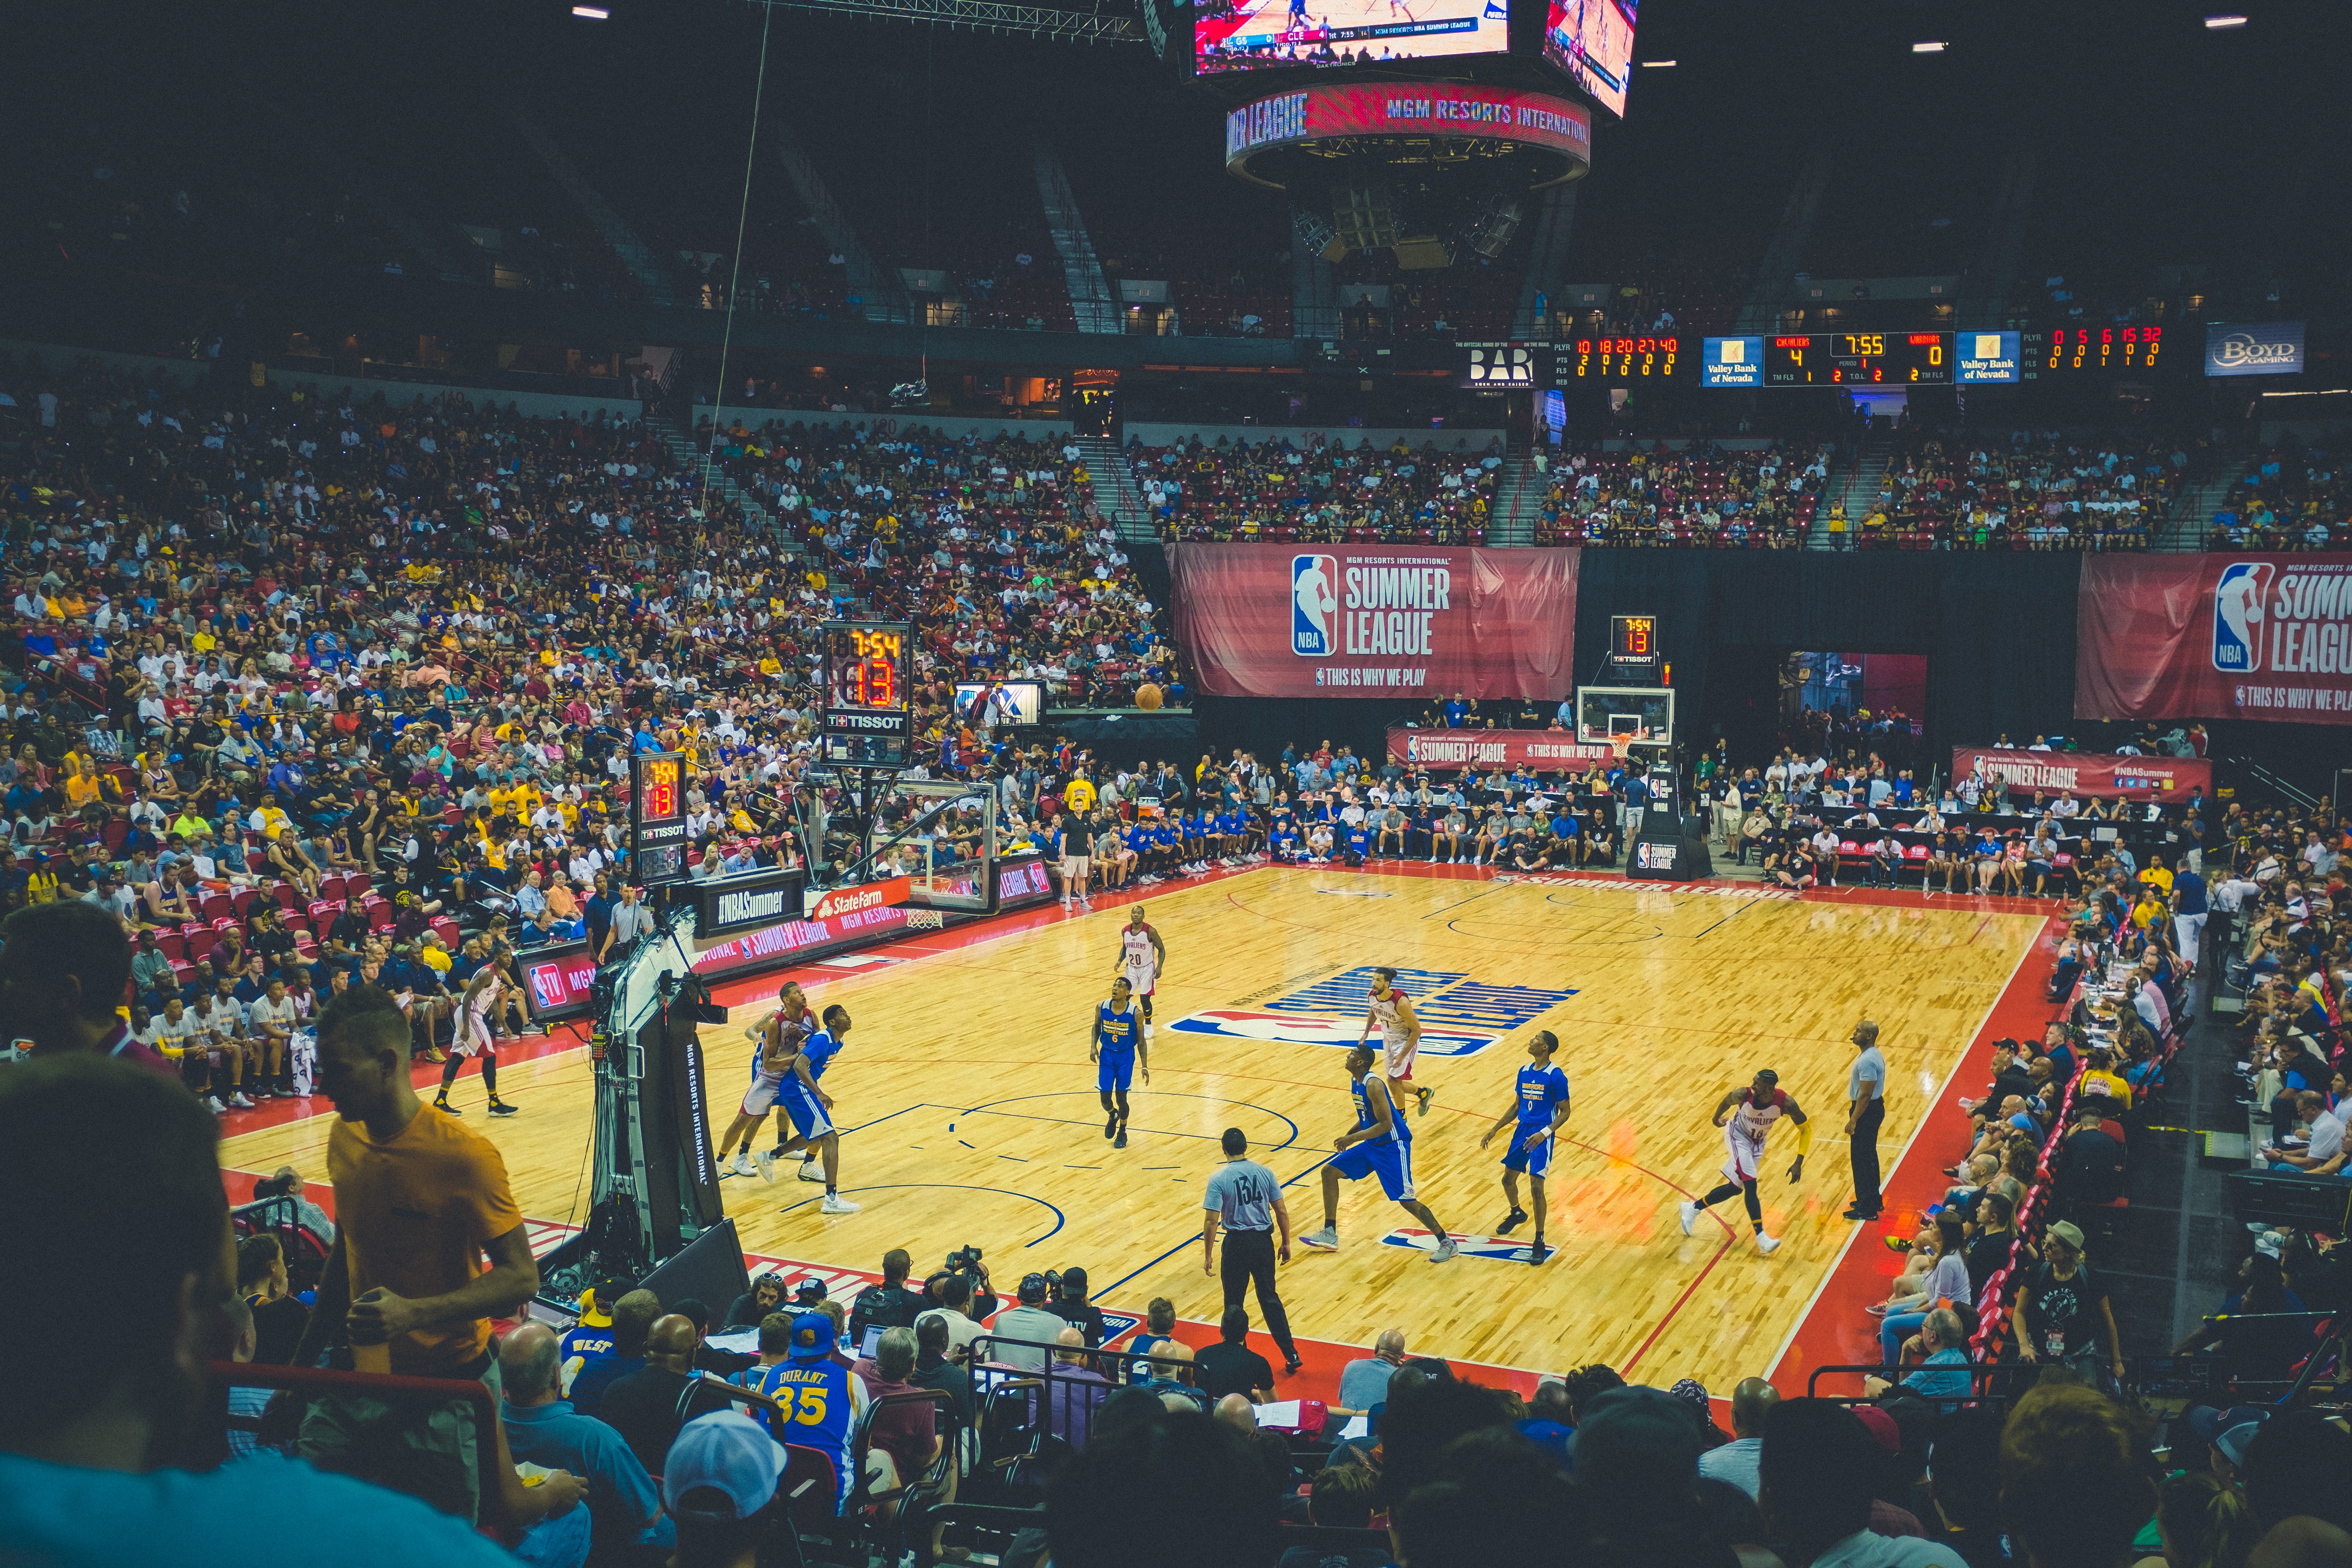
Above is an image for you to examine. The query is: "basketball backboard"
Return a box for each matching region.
[1575,686,1675,747]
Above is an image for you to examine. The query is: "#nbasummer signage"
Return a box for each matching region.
[695,868,808,937]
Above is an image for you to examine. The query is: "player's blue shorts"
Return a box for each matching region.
[779,1081,834,1139]
[1097,1051,1134,1093]
[1330,1138,1414,1201]
[1502,1127,1554,1177]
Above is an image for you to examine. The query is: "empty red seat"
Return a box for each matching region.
[232,888,260,918]
[200,893,234,924]
[271,883,299,911]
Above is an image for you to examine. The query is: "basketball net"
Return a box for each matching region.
[1607,726,1648,764]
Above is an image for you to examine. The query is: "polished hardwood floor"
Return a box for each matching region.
[221,868,2045,1388]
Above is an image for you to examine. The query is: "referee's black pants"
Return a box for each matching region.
[1850,1098,1886,1215]
[1219,1230,1298,1361]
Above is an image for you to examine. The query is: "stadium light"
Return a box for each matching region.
[1642,59,1675,67]
[572,4,610,15]
[2204,13,2248,27]
[1911,40,1947,53]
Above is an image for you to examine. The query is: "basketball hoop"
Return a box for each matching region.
[1607,726,1648,764]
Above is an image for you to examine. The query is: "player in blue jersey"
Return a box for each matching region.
[1479,1030,1570,1264]
[1089,976,1151,1149]
[1299,1044,1458,1262]
[719,980,811,1178]
[761,1002,860,1215]
[1179,810,1209,873]
[1341,817,1372,867]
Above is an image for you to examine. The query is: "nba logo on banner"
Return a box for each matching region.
[1292,554,1338,657]
[2213,561,2272,673]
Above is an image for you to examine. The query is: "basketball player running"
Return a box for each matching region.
[718,981,811,1176]
[1677,1068,1812,1255]
[1478,1030,1568,1264]
[1360,968,1432,1117]
[433,945,519,1116]
[1299,1044,1458,1262]
[1115,904,1169,1047]
[767,1002,860,1215]
[1090,977,1150,1148]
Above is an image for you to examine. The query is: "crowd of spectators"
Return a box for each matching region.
[1532,441,1832,548]
[1836,433,2187,551]
[1133,434,1506,543]
[2205,444,2347,552]
[694,416,1182,706]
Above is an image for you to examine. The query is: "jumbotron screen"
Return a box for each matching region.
[1543,0,1636,117]
[1196,0,1511,74]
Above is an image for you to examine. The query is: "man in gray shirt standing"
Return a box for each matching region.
[1845,1019,1887,1222]
[1202,1128,1301,1375]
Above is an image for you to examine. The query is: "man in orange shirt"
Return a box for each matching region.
[294,984,540,1521]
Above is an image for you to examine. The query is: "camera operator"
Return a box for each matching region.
[931,1245,997,1320]
[848,1249,928,1346]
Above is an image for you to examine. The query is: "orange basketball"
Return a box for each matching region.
[1136,683,1164,711]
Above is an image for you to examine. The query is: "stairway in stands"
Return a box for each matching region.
[1034,140,1122,335]
[1809,438,1887,549]
[506,108,686,306]
[1073,437,1155,544]
[2157,471,2236,551]
[646,415,791,550]
[1485,456,1545,546]
[769,116,911,325]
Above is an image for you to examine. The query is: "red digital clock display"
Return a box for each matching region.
[639,758,679,821]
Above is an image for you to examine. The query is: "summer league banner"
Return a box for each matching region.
[1948,748,2213,802]
[1387,727,1623,771]
[1167,544,1579,699]
[2076,555,2352,727]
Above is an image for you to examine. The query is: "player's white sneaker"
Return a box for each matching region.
[1756,1233,1782,1255]
[728,1152,757,1178]
[754,1151,779,1183]
[1430,1235,1459,1263]
[1678,1200,1698,1236]
[229,1092,256,1109]
[204,1095,226,1114]
[1298,1226,1338,1250]
[797,1158,827,1183]
[820,1193,862,1215]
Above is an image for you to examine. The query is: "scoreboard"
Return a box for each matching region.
[631,752,690,886]
[1475,325,2170,387]
[1765,332,1952,386]
[821,621,913,768]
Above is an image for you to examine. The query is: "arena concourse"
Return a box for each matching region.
[4,1,2352,1566]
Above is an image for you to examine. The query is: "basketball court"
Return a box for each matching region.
[219,863,2052,1398]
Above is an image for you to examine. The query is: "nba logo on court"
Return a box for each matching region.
[1292,554,1338,657]
[1170,967,1575,1056]
[2212,561,2272,673]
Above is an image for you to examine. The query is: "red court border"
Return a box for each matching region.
[220,856,2062,1407]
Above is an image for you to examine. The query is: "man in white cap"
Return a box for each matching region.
[663,1411,786,1565]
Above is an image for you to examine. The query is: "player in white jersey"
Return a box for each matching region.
[1676,1068,1812,1255]
[1359,968,1432,1116]
[433,944,519,1117]
[717,980,812,1176]
[1115,904,1169,1042]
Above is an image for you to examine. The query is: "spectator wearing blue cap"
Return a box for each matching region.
[663,1411,787,1568]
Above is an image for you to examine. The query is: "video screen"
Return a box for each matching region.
[953,681,1043,727]
[1543,0,1636,117]
[1196,0,1511,74]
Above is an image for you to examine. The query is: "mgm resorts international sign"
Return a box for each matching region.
[695,868,808,938]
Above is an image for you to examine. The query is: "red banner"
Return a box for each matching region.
[1949,748,2212,803]
[1387,727,1623,771]
[1168,545,1579,699]
[809,875,910,923]
[2078,555,2352,725]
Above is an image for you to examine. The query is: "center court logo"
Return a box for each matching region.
[1292,553,1338,657]
[2213,561,2272,673]
[1170,966,1574,1057]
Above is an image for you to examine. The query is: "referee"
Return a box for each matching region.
[1202,1128,1302,1375]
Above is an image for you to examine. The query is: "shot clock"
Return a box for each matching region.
[821,621,913,769]
[1608,613,1661,679]
[631,752,690,886]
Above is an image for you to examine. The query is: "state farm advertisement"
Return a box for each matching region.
[1225,85,1591,172]
[1387,727,1623,771]
[2077,555,2352,726]
[1168,544,1579,699]
[1949,748,2213,803]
